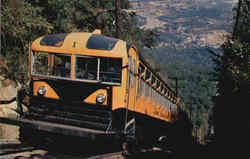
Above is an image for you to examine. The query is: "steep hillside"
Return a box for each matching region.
[133,0,235,49]
[130,0,236,67]
[130,0,237,140]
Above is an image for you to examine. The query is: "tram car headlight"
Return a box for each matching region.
[37,86,46,96]
[96,93,106,104]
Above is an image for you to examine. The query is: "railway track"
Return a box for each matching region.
[0,139,175,159]
[0,139,45,159]
[0,139,124,159]
[86,152,123,159]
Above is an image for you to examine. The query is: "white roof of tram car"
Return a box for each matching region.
[31,30,128,58]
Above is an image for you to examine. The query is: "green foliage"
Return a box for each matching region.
[232,0,250,42]
[1,0,53,48]
[211,0,250,154]
[1,0,158,83]
[215,40,250,95]
[142,46,216,141]
[1,0,53,81]
[213,0,250,96]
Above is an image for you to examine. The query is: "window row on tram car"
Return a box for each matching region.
[138,62,177,105]
[31,51,122,84]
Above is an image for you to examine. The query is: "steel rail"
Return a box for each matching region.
[86,151,123,159]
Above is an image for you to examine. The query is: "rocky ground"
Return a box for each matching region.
[0,76,21,139]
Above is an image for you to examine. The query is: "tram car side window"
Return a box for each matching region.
[151,75,156,86]
[145,69,151,81]
[156,80,160,89]
[32,52,49,76]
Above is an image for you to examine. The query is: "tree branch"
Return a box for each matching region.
[233,0,243,40]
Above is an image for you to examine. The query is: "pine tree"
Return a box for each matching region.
[212,0,250,158]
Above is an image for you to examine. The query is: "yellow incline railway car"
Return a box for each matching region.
[22,30,180,150]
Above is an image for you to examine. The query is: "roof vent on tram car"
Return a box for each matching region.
[92,29,101,34]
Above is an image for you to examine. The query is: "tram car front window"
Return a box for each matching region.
[75,56,98,80]
[99,57,122,83]
[32,51,72,79]
[53,54,71,78]
[75,56,122,84]
[32,51,50,76]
